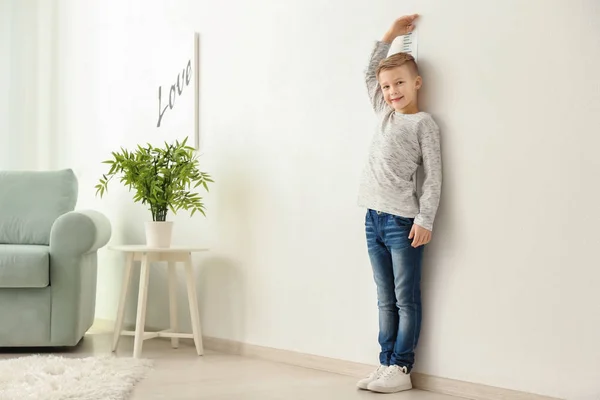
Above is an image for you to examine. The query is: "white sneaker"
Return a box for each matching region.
[367,365,412,393]
[356,365,388,390]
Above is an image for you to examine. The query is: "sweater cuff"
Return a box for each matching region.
[414,214,433,232]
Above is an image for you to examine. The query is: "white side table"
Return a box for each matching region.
[108,245,208,358]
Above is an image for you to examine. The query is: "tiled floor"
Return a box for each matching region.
[0,332,464,400]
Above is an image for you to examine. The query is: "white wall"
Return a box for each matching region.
[51,1,599,399]
[0,0,57,170]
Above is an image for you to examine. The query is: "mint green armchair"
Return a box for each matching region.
[0,169,111,347]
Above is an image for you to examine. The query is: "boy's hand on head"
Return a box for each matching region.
[409,223,431,248]
[383,14,419,43]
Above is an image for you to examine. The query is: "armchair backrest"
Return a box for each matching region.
[0,169,78,245]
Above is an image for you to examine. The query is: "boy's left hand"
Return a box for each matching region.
[409,224,431,248]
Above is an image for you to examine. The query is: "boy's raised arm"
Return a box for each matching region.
[365,41,392,114]
[365,14,419,114]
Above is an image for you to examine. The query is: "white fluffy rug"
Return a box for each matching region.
[0,354,152,400]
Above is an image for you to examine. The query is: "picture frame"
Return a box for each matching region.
[193,32,200,151]
[154,31,201,151]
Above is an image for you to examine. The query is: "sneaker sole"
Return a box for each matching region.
[367,383,413,393]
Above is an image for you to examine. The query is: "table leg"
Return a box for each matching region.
[133,252,150,358]
[184,253,204,355]
[112,252,133,352]
[168,261,179,348]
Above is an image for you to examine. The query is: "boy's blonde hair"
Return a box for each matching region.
[376,52,419,78]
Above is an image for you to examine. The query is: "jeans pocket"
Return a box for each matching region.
[391,215,413,228]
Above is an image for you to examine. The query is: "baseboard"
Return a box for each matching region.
[203,336,563,400]
[409,373,562,400]
[203,336,373,377]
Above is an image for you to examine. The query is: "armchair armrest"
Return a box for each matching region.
[48,210,111,345]
[50,210,111,255]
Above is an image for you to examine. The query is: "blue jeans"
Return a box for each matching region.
[365,209,424,372]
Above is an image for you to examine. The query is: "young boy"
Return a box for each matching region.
[356,14,442,394]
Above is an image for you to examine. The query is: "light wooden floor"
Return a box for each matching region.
[0,331,465,400]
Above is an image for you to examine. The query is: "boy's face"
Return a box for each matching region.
[378,65,422,113]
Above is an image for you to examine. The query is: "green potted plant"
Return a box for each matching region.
[95,137,213,248]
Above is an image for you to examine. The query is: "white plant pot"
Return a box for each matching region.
[145,221,173,248]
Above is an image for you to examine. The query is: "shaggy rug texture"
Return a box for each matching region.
[0,354,152,400]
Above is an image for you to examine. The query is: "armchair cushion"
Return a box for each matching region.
[0,169,78,245]
[0,245,49,288]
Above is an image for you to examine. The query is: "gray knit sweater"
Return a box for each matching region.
[358,41,442,231]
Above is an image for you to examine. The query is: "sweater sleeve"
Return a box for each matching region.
[414,119,442,231]
[365,41,392,115]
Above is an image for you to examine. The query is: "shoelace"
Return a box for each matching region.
[370,365,387,378]
[380,365,407,380]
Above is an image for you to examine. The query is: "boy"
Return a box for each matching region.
[356,14,442,394]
